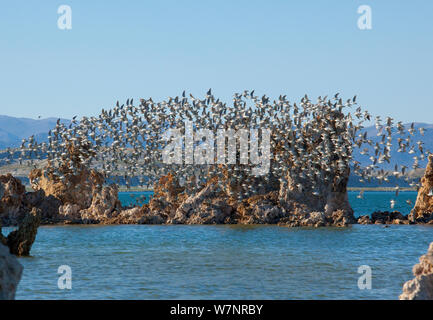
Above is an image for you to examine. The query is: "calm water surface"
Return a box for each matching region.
[7,191,433,300]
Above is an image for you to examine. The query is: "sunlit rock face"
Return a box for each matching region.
[400,242,433,300]
[80,184,122,223]
[168,178,236,225]
[279,167,355,226]
[27,144,123,224]
[29,166,104,211]
[410,155,433,223]
[149,173,186,223]
[28,143,103,211]
[0,243,23,300]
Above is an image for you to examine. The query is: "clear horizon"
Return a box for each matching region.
[1,1,432,122]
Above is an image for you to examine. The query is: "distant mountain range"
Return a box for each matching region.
[352,122,433,170]
[0,114,432,170]
[0,115,69,149]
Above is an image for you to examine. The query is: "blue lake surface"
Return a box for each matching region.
[8,191,433,300]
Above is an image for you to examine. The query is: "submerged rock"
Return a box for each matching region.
[410,154,433,223]
[0,243,23,300]
[400,242,433,300]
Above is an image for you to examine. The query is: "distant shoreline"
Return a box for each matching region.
[347,187,417,192]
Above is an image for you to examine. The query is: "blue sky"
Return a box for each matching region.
[0,0,432,122]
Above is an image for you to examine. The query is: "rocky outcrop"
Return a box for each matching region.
[237,192,282,224]
[80,184,122,223]
[156,172,355,227]
[5,207,41,256]
[23,189,62,224]
[0,175,42,256]
[0,174,26,225]
[0,243,23,300]
[358,211,409,225]
[148,174,186,223]
[278,208,354,228]
[279,165,356,227]
[29,166,104,211]
[409,155,433,223]
[169,179,235,224]
[357,215,371,224]
[107,206,145,224]
[58,203,82,222]
[0,174,61,226]
[26,144,122,224]
[400,242,433,300]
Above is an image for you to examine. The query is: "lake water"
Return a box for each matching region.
[8,191,433,300]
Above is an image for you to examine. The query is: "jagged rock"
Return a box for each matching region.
[106,206,146,224]
[23,189,62,224]
[237,192,281,224]
[117,207,145,224]
[80,184,122,223]
[279,165,355,226]
[357,215,372,224]
[29,166,104,211]
[371,211,408,224]
[0,243,23,300]
[331,209,355,227]
[101,205,166,224]
[6,207,41,256]
[410,155,433,223]
[400,242,433,300]
[278,207,354,228]
[169,179,235,224]
[138,211,166,224]
[58,203,82,222]
[0,174,26,225]
[357,212,410,225]
[280,211,327,228]
[150,171,356,226]
[26,146,122,224]
[149,174,186,222]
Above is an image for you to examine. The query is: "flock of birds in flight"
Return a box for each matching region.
[0,90,430,208]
